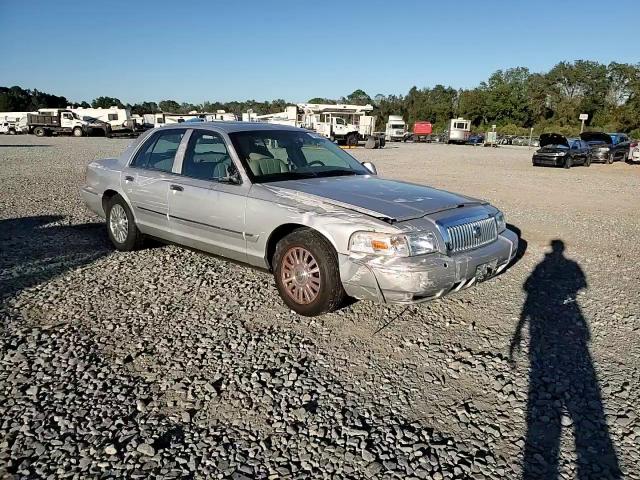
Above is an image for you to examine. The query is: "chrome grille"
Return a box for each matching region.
[446,217,497,253]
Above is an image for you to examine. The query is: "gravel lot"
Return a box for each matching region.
[1,135,639,479]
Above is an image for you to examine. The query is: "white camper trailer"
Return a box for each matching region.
[447,117,471,144]
[71,106,133,131]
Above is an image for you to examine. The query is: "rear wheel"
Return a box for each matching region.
[105,194,144,251]
[33,127,45,137]
[273,229,346,316]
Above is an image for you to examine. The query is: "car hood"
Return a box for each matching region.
[264,175,485,222]
[580,132,612,145]
[540,133,569,148]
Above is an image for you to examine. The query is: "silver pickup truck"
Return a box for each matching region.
[81,123,518,316]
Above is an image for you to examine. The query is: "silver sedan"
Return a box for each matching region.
[81,123,518,316]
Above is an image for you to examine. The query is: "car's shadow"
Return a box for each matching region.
[0,215,112,302]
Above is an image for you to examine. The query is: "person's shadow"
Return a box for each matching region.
[510,240,621,479]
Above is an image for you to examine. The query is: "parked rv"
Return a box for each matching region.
[447,118,471,144]
[384,115,406,142]
[72,107,133,132]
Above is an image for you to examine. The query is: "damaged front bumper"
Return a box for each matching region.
[339,228,518,304]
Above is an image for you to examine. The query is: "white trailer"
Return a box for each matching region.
[448,117,471,144]
[204,110,238,122]
[385,115,406,142]
[71,106,133,131]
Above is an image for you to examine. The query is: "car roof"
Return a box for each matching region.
[154,121,302,134]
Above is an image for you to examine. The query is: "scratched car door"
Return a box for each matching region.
[168,129,250,263]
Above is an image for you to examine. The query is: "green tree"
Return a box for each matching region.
[158,99,181,113]
[92,96,124,108]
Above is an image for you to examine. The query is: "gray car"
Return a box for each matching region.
[81,123,518,316]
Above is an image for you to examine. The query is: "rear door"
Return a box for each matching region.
[122,129,187,237]
[167,129,250,262]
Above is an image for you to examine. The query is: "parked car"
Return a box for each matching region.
[81,123,518,316]
[532,134,591,169]
[628,140,639,164]
[580,132,630,164]
[466,134,485,145]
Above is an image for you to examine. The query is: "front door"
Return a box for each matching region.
[168,129,250,262]
[122,129,187,237]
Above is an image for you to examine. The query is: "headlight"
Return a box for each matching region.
[495,211,506,233]
[598,146,610,152]
[349,231,438,257]
[555,151,567,156]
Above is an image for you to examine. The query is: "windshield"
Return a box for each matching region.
[390,124,404,129]
[229,130,370,183]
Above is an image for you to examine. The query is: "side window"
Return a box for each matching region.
[131,130,184,172]
[108,113,118,121]
[181,130,232,181]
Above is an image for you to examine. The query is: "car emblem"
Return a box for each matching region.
[472,225,482,239]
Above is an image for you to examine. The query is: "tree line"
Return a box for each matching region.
[2,60,639,137]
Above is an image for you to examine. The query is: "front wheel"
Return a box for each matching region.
[585,156,591,167]
[564,156,572,169]
[73,127,84,137]
[105,195,144,251]
[346,133,359,147]
[606,153,614,164]
[273,229,346,316]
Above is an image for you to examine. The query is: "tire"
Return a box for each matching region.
[33,127,45,137]
[623,152,629,163]
[73,127,84,137]
[273,228,346,316]
[564,156,572,169]
[8,129,16,135]
[105,194,144,251]
[585,156,591,167]
[606,153,614,164]
[346,133,359,147]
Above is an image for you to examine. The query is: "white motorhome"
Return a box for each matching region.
[385,115,406,142]
[204,110,238,122]
[448,117,471,144]
[71,106,132,131]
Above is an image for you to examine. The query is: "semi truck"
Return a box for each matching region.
[385,115,406,142]
[27,110,110,137]
[447,117,471,144]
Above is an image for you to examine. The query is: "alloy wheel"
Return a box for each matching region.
[281,246,321,304]
[109,204,129,244]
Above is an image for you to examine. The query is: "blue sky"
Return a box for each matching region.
[1,0,637,104]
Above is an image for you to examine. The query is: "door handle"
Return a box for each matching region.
[169,184,183,192]
[124,175,134,182]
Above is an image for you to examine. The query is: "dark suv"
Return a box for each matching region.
[580,132,630,164]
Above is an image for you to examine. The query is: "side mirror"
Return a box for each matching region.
[362,162,377,174]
